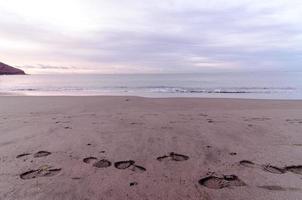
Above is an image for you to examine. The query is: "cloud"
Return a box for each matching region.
[0,0,302,73]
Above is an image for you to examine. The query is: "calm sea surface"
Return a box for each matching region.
[1,72,302,99]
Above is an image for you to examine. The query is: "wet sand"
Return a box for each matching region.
[0,96,302,200]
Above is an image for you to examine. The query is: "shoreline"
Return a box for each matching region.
[1,94,302,101]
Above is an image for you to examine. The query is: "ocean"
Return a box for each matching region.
[1,72,302,99]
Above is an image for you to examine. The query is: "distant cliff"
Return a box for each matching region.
[0,62,25,75]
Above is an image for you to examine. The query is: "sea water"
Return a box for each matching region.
[0,72,302,99]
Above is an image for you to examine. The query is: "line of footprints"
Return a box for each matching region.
[16,151,302,189]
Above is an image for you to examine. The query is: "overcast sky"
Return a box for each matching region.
[0,0,301,73]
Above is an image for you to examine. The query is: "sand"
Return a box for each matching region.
[0,96,302,200]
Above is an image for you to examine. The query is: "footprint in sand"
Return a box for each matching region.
[20,165,61,180]
[17,151,51,159]
[286,119,302,124]
[170,152,189,161]
[114,160,135,169]
[262,164,286,174]
[157,152,189,162]
[240,160,286,174]
[16,153,31,159]
[34,151,52,158]
[240,160,302,176]
[157,155,170,161]
[130,182,138,186]
[93,159,112,168]
[83,157,111,168]
[258,185,300,191]
[239,160,285,174]
[284,165,302,175]
[83,157,97,164]
[239,160,257,168]
[114,160,146,172]
[258,185,286,191]
[244,117,271,122]
[207,119,214,123]
[264,165,302,175]
[131,165,146,173]
[199,174,246,189]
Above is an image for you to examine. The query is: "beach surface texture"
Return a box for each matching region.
[0,96,302,200]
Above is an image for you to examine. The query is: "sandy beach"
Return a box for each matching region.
[0,96,302,200]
